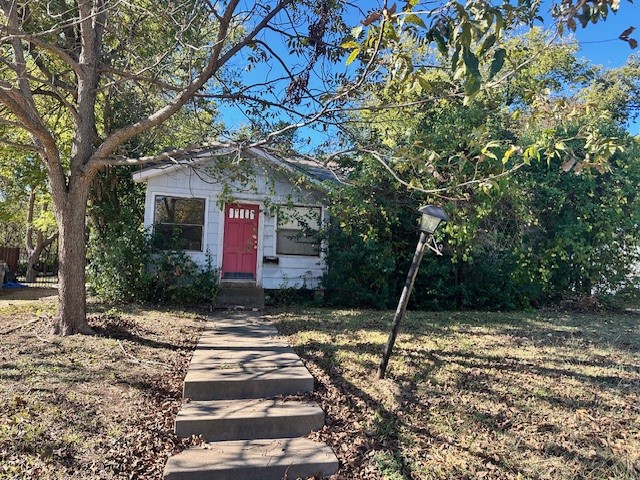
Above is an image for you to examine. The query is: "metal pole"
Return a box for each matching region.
[377,231,429,380]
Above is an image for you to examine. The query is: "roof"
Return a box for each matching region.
[131,144,336,186]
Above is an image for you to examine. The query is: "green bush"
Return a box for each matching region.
[87,227,219,306]
[323,227,396,309]
[321,139,640,311]
[87,224,152,303]
[146,249,219,306]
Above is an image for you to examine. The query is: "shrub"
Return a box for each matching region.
[87,227,219,306]
[87,224,152,303]
[146,249,219,306]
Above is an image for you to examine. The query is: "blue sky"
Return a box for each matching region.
[570,1,640,134]
[571,1,639,68]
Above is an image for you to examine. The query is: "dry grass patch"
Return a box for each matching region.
[0,292,206,479]
[270,309,640,480]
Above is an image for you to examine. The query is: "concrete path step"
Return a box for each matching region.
[198,322,279,340]
[165,314,339,479]
[164,437,339,480]
[189,347,305,369]
[216,285,265,309]
[175,398,325,441]
[183,364,315,401]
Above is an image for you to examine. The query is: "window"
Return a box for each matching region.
[276,206,321,256]
[153,196,205,251]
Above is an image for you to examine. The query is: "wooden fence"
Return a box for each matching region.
[0,247,19,273]
[0,246,59,286]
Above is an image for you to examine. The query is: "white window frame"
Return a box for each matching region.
[276,205,323,257]
[152,193,207,252]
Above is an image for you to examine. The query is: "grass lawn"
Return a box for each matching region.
[270,308,640,480]
[0,288,205,479]
[1,288,638,480]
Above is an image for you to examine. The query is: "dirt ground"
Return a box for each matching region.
[0,286,58,303]
[0,294,206,479]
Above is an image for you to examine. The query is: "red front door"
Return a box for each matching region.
[222,203,259,280]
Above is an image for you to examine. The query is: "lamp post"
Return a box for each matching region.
[376,205,448,380]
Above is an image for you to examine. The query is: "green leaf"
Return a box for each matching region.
[432,29,448,56]
[495,11,504,35]
[346,48,360,65]
[453,65,466,81]
[404,14,426,29]
[459,21,472,48]
[488,48,506,80]
[341,41,359,49]
[451,47,460,71]
[464,74,481,102]
[417,75,430,91]
[385,24,399,41]
[478,34,496,58]
[462,48,480,77]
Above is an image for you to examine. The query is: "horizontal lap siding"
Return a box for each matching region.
[143,158,326,288]
[262,256,325,289]
[145,172,221,266]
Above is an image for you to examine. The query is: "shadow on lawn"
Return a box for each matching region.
[456,404,626,477]
[300,343,636,479]
[303,354,418,479]
[0,360,113,385]
[89,314,189,351]
[2,385,106,471]
[276,309,640,479]
[300,344,546,479]
[278,308,640,354]
[406,348,638,392]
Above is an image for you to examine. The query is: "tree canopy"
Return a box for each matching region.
[0,0,636,333]
[323,29,640,309]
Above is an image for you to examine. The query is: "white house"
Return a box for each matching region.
[132,145,331,290]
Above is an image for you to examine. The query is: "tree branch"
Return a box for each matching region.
[91,0,294,165]
[0,136,41,152]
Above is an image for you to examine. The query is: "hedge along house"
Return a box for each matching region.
[132,145,331,305]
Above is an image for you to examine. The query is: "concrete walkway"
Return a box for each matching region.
[164,314,339,480]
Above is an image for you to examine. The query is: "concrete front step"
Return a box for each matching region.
[216,297,265,309]
[164,437,339,480]
[216,285,265,309]
[183,365,315,401]
[166,314,339,480]
[189,347,304,369]
[175,398,324,441]
[198,326,280,343]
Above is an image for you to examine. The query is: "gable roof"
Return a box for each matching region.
[131,144,336,186]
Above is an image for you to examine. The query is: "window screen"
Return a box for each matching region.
[153,196,205,251]
[276,206,321,256]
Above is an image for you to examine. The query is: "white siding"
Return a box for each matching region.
[142,158,326,288]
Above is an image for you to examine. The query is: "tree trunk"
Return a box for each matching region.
[25,250,40,283]
[25,232,58,283]
[51,182,93,335]
[25,189,39,283]
[25,194,57,283]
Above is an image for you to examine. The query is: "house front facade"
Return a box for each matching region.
[132,146,328,289]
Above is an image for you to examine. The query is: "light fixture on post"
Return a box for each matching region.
[418,204,449,256]
[377,205,449,380]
